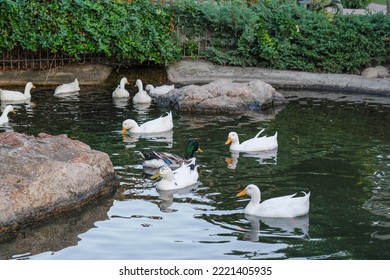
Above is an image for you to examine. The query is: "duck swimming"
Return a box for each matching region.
[145,84,174,95]
[151,158,199,191]
[54,78,80,95]
[236,184,310,218]
[225,129,278,152]
[0,82,36,101]
[112,77,130,98]
[141,140,202,169]
[133,79,152,104]
[0,105,16,125]
[121,111,173,135]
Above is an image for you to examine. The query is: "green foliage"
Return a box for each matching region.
[171,0,389,73]
[0,0,389,73]
[341,0,370,9]
[172,0,263,66]
[0,0,181,65]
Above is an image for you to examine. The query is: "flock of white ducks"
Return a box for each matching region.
[112,77,174,104]
[0,76,310,219]
[122,111,309,218]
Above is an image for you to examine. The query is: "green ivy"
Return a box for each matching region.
[0,0,181,65]
[0,0,389,73]
[342,0,370,9]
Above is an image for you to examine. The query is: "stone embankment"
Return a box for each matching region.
[0,63,113,87]
[167,60,390,96]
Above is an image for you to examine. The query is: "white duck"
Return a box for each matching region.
[145,84,174,95]
[0,82,36,101]
[236,184,310,218]
[133,79,152,104]
[112,77,130,98]
[0,105,16,125]
[151,158,199,191]
[121,111,173,135]
[225,129,278,152]
[54,78,80,95]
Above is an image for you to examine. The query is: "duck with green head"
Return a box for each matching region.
[141,140,202,170]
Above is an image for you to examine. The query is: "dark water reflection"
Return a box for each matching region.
[0,74,389,259]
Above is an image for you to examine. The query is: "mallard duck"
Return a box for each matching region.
[54,78,80,95]
[0,82,36,101]
[151,158,199,191]
[145,84,174,95]
[112,77,130,98]
[141,140,202,169]
[225,129,278,152]
[0,105,16,125]
[236,184,310,218]
[133,79,152,104]
[121,111,173,135]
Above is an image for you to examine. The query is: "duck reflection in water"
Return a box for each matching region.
[242,214,309,241]
[122,129,173,149]
[113,98,129,109]
[226,149,278,170]
[156,184,198,213]
[133,102,151,113]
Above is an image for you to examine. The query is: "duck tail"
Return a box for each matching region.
[301,191,310,198]
[255,129,265,138]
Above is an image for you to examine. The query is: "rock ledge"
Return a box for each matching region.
[0,132,118,236]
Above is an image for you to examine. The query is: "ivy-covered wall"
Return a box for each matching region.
[0,0,180,64]
[0,0,389,74]
[173,0,390,73]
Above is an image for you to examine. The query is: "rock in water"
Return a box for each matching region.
[154,79,286,114]
[0,132,118,235]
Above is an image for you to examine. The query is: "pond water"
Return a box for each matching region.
[0,70,390,260]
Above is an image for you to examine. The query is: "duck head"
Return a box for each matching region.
[121,119,138,135]
[151,165,173,180]
[225,132,238,145]
[3,105,16,115]
[135,79,143,90]
[120,77,129,87]
[236,184,261,200]
[184,140,203,159]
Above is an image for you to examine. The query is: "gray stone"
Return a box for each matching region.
[154,79,286,114]
[361,67,379,78]
[0,132,118,235]
[375,66,389,78]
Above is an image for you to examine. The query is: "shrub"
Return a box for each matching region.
[0,0,389,73]
[0,0,181,65]
[342,0,370,9]
[172,0,390,73]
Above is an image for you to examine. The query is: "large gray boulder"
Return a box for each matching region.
[0,132,118,235]
[154,79,286,113]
